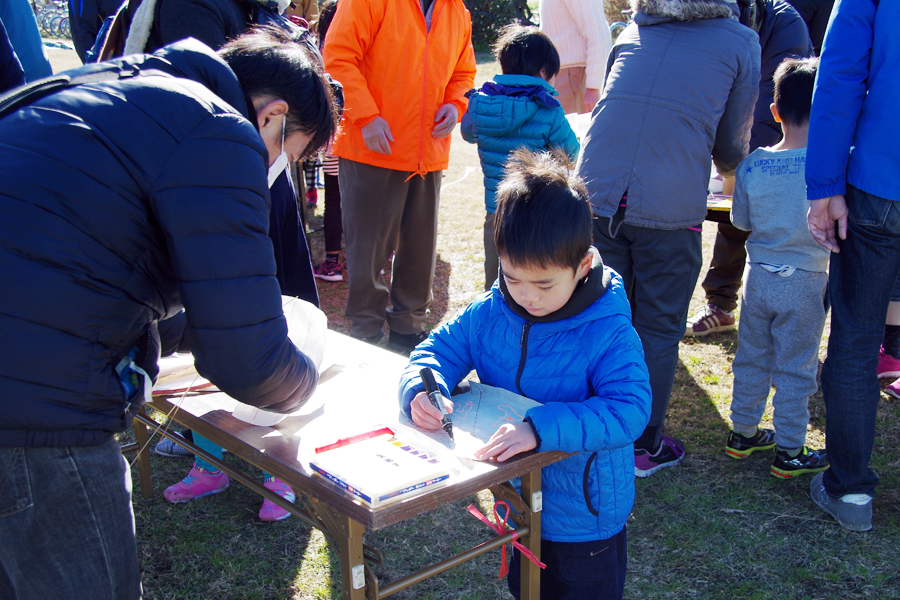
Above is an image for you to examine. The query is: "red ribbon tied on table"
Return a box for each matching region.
[466,500,546,579]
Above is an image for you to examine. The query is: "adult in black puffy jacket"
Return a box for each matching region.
[0,28,337,600]
[686,0,815,338]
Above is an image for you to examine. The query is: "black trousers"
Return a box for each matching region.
[701,221,751,312]
[508,526,628,600]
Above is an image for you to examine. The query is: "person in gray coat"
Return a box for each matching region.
[576,0,760,477]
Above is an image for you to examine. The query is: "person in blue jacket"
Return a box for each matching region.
[0,0,52,81]
[805,0,899,533]
[461,24,579,291]
[0,28,338,599]
[0,17,25,92]
[400,149,651,600]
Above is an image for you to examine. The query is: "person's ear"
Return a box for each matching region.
[770,102,782,123]
[540,68,555,85]
[254,98,289,132]
[576,251,593,279]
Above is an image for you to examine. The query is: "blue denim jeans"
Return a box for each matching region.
[0,439,142,599]
[822,185,900,497]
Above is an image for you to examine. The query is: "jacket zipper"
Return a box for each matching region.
[417,6,431,174]
[515,319,599,517]
[416,0,446,175]
[515,321,533,396]
[582,452,599,516]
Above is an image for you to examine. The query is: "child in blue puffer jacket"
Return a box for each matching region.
[399,150,650,600]
[461,24,580,291]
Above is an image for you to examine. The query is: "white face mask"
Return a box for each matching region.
[267,116,289,189]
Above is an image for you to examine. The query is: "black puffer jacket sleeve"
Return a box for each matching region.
[151,109,318,413]
[159,311,191,356]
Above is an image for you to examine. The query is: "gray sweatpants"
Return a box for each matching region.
[339,159,441,338]
[730,264,828,450]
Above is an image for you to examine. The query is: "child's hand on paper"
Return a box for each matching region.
[473,422,536,463]
[410,392,453,430]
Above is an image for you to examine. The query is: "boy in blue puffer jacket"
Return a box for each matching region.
[399,150,650,600]
[461,24,580,291]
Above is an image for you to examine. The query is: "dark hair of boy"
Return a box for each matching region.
[492,24,560,79]
[219,25,339,157]
[773,56,819,127]
[494,148,592,272]
[317,0,338,42]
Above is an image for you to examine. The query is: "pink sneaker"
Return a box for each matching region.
[877,346,900,379]
[634,436,686,478]
[259,478,296,522]
[164,463,229,503]
[885,377,900,400]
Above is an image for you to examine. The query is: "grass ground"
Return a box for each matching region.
[42,46,900,599]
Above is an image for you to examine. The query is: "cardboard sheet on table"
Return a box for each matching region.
[707,194,732,212]
[397,381,541,463]
[154,297,330,424]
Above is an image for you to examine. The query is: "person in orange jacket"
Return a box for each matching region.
[324,0,476,354]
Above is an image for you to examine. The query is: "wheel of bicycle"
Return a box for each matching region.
[50,15,65,38]
[60,17,71,39]
[40,10,56,35]
[609,22,627,41]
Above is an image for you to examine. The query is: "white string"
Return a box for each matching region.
[128,372,197,468]
[440,166,475,191]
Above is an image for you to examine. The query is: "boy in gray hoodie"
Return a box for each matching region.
[724,57,829,479]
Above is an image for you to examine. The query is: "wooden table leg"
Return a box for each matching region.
[132,408,155,499]
[518,468,542,600]
[332,512,368,600]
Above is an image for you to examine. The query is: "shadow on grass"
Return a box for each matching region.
[669,355,731,451]
[428,254,451,329]
[131,445,327,600]
[304,217,452,339]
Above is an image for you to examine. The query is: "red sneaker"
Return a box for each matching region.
[685,303,735,337]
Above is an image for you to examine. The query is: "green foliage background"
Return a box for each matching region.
[605,0,632,24]
[463,0,518,51]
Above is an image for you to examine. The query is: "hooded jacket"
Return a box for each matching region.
[0,39,318,447]
[461,74,580,213]
[323,0,476,174]
[399,251,652,542]
[576,0,760,229]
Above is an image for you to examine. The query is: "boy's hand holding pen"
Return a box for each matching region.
[410,367,454,439]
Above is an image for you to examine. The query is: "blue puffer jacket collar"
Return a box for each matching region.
[476,74,561,109]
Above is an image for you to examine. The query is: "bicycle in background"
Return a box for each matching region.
[609,9,633,41]
[31,0,71,39]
